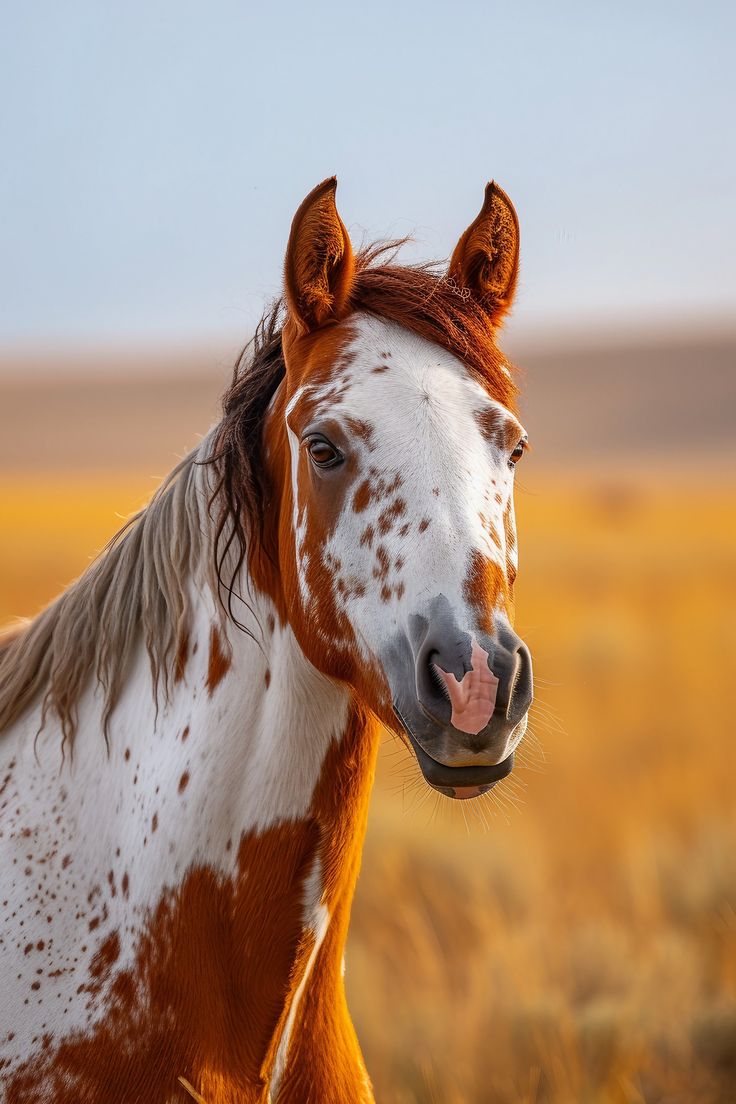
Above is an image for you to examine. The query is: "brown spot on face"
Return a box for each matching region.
[463,550,507,632]
[372,546,390,581]
[123,748,130,762]
[121,872,129,899]
[418,518,431,533]
[476,406,524,452]
[398,522,411,537]
[359,525,374,548]
[264,668,271,689]
[178,772,190,794]
[267,613,276,634]
[181,725,190,743]
[371,363,390,373]
[206,626,231,696]
[352,479,372,513]
[377,498,407,536]
[475,407,502,441]
[432,487,440,497]
[151,814,158,833]
[352,471,402,514]
[345,417,376,449]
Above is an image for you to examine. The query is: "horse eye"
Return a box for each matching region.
[307,437,342,468]
[509,440,526,467]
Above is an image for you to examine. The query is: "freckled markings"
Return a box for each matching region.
[377,498,406,535]
[344,417,376,450]
[372,547,390,581]
[352,471,402,514]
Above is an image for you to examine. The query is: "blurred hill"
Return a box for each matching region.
[0,329,734,475]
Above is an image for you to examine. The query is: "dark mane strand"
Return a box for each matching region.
[204,300,286,635]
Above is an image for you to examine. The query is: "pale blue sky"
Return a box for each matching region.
[1,0,734,351]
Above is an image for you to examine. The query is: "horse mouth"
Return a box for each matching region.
[393,705,514,800]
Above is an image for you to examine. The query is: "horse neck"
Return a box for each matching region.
[1,563,381,1096]
[34,572,378,904]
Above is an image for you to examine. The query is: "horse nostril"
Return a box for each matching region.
[427,655,451,702]
[507,641,533,724]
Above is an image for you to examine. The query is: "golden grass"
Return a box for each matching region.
[351,477,736,1103]
[1,473,735,1102]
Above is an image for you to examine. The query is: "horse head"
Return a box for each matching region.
[255,178,533,800]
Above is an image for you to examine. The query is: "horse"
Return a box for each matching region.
[0,177,533,1103]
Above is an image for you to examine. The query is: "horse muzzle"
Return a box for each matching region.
[386,595,533,800]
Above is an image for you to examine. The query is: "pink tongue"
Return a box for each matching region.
[434,639,499,735]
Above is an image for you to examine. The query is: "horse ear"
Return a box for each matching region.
[284,177,355,335]
[448,182,520,327]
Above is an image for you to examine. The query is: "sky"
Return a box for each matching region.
[1,0,734,354]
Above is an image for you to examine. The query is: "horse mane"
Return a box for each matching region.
[0,449,215,753]
[0,242,517,749]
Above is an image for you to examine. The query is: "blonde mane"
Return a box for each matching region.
[0,443,213,752]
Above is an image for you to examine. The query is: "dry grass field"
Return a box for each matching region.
[351,477,736,1104]
[1,470,734,1103]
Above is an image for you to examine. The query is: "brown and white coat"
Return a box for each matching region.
[0,178,532,1103]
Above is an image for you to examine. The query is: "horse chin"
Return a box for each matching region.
[392,705,515,801]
